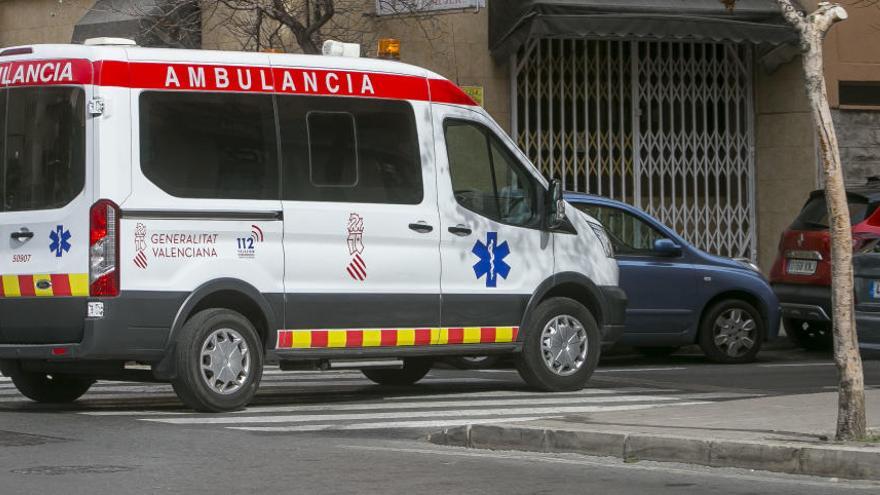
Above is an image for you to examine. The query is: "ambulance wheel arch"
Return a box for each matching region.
[520,273,607,334]
[153,278,279,380]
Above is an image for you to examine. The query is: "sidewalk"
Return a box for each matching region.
[429,389,880,480]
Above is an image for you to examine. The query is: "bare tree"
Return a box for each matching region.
[104,0,449,55]
[769,0,866,441]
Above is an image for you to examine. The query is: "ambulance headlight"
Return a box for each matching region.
[588,221,614,258]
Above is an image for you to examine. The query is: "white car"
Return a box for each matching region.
[0,39,625,412]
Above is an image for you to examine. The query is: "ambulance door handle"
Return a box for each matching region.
[11,230,33,241]
[448,225,472,237]
[408,222,434,234]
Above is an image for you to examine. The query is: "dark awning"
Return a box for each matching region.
[490,0,799,61]
[72,0,200,48]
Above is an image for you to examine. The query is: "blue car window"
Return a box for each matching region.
[574,204,666,256]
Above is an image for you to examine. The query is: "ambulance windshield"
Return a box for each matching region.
[0,86,85,212]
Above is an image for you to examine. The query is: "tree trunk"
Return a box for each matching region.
[775,0,866,441]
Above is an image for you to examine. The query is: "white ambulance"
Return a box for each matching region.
[0,39,625,412]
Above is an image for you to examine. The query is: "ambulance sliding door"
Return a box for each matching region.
[278,95,441,333]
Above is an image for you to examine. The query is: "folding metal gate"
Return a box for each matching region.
[512,39,756,260]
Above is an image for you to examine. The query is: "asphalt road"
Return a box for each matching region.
[0,343,878,494]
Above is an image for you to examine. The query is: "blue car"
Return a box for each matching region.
[565,193,780,364]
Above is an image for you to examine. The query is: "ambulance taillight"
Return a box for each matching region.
[89,199,120,297]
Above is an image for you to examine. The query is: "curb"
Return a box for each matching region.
[428,424,880,481]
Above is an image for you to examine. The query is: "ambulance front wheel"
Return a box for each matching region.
[516,297,601,392]
[361,358,432,386]
[170,308,264,413]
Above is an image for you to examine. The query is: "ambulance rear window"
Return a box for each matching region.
[0,87,86,212]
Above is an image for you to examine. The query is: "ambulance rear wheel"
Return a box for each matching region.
[516,297,600,392]
[171,309,263,413]
[362,358,432,386]
[7,368,94,404]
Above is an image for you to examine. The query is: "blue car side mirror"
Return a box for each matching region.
[653,238,682,257]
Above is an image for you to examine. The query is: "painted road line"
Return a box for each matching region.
[144,402,709,425]
[757,362,836,368]
[0,377,506,398]
[595,367,687,373]
[83,394,681,417]
[230,416,541,432]
[226,402,708,432]
[78,390,685,416]
[384,388,680,401]
[231,393,682,414]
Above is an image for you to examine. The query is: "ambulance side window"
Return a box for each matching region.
[278,95,423,204]
[139,92,279,200]
[444,119,539,228]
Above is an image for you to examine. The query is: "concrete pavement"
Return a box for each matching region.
[431,388,880,480]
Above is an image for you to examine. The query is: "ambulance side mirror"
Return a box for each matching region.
[547,179,566,230]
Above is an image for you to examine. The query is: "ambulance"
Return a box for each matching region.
[0,39,626,412]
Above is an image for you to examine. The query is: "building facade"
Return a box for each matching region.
[2,0,879,273]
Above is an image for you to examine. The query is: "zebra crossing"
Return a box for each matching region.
[0,369,760,434]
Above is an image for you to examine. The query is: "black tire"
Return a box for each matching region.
[515,297,601,392]
[447,355,502,370]
[635,346,680,358]
[7,366,93,404]
[698,299,764,364]
[362,359,432,385]
[170,308,263,412]
[785,318,833,351]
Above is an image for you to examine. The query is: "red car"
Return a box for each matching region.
[770,183,880,350]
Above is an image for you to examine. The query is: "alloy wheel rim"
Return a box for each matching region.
[713,308,757,358]
[541,315,588,376]
[200,328,250,395]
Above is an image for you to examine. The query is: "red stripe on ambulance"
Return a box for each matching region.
[0,59,93,88]
[0,58,477,106]
[18,275,35,297]
[50,274,72,296]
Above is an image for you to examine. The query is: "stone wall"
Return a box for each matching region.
[0,0,93,47]
[834,109,880,184]
[754,57,819,273]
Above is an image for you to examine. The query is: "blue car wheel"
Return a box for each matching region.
[698,299,764,364]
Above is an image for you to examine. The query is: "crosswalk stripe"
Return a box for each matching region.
[229,416,542,432]
[80,393,681,417]
[226,402,707,432]
[230,392,680,414]
[383,387,679,401]
[74,389,684,416]
[595,367,687,373]
[0,376,509,398]
[144,401,709,425]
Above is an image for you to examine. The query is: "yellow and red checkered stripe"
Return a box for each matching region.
[0,274,89,298]
[276,326,519,349]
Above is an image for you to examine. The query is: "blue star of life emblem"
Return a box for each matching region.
[472,231,511,288]
[49,225,71,258]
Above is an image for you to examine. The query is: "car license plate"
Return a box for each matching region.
[787,259,817,275]
[871,281,880,300]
